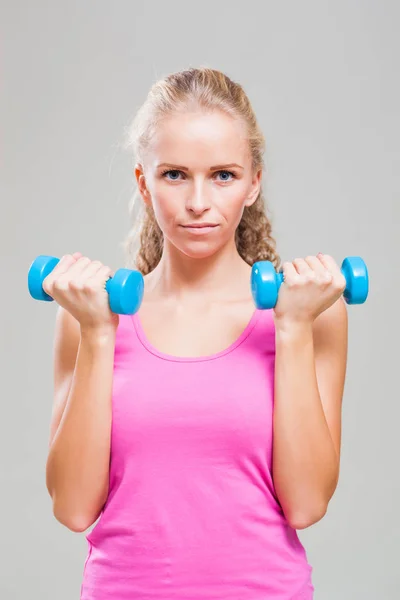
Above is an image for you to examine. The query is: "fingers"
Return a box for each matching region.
[281,261,298,284]
[42,254,80,295]
[42,254,112,297]
[61,258,112,293]
[71,259,105,288]
[85,265,114,290]
[284,254,345,294]
[51,256,91,293]
[303,255,333,284]
[92,265,114,290]
[292,258,312,275]
[283,255,335,288]
[317,253,346,293]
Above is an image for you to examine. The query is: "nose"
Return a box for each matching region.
[185,179,211,214]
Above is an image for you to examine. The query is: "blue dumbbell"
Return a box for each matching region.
[251,256,369,310]
[28,255,144,315]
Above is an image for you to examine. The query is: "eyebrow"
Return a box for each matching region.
[156,162,244,171]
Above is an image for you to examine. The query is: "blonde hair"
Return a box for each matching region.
[122,67,281,274]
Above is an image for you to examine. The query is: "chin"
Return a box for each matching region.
[176,241,223,260]
[183,247,220,260]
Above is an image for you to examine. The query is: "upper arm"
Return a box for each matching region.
[312,296,348,465]
[48,306,81,449]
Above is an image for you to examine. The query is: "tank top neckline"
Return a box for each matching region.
[130,307,262,363]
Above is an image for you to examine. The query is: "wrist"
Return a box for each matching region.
[274,316,314,337]
[80,325,117,344]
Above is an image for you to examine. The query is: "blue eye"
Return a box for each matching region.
[160,169,236,182]
[161,169,181,180]
[218,170,235,181]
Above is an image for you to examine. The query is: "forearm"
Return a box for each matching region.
[272,320,339,529]
[46,329,115,531]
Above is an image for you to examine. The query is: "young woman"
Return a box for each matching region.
[44,67,347,599]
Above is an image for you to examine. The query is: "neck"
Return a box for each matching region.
[145,237,251,304]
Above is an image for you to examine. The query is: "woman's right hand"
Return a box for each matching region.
[42,252,119,333]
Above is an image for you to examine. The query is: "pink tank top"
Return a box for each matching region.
[80,308,314,599]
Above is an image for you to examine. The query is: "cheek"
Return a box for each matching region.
[217,189,248,221]
[151,192,177,228]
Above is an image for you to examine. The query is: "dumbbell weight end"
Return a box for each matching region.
[251,256,369,310]
[28,255,144,315]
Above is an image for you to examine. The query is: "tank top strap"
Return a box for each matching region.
[114,313,143,359]
[246,307,276,353]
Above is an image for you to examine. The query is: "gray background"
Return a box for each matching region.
[1,1,398,598]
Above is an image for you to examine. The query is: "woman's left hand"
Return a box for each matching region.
[274,253,347,325]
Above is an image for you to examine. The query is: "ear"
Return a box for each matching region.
[244,168,263,208]
[134,163,151,206]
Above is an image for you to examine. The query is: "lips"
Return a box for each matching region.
[180,223,219,235]
[181,223,218,228]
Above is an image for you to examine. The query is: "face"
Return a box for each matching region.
[135,110,262,260]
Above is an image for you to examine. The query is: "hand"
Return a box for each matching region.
[42,252,119,333]
[274,253,347,325]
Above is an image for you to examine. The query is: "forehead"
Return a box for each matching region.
[147,110,249,164]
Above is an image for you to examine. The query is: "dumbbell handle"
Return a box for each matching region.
[251,256,369,309]
[276,258,367,302]
[28,255,144,315]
